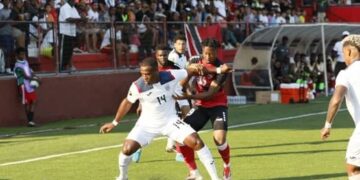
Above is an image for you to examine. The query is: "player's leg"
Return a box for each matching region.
[118,139,141,180]
[210,106,231,180]
[117,126,156,180]
[183,132,219,180]
[165,117,219,180]
[347,164,360,180]
[179,107,210,177]
[346,136,360,180]
[24,90,37,127]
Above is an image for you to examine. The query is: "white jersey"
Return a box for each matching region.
[168,49,187,69]
[59,3,80,37]
[333,41,345,62]
[127,69,187,131]
[336,61,360,135]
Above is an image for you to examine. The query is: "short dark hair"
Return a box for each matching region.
[140,57,158,69]
[15,47,26,55]
[155,44,169,52]
[201,38,220,49]
[173,34,186,42]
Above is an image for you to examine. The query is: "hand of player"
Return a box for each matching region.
[188,64,205,76]
[320,128,331,140]
[173,93,191,100]
[99,123,115,134]
[220,64,233,73]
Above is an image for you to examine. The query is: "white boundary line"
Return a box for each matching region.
[0,109,346,167]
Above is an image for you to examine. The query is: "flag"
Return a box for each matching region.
[184,24,223,58]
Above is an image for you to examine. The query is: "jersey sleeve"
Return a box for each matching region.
[126,83,140,103]
[168,52,177,63]
[14,67,25,86]
[170,69,188,81]
[335,70,349,89]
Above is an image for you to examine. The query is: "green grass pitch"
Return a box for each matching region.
[0,97,353,179]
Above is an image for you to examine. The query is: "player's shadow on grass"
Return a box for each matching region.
[230,139,348,150]
[230,149,344,158]
[139,149,344,164]
[259,172,346,179]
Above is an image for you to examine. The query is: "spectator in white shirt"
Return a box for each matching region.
[85,2,100,53]
[100,24,129,68]
[58,0,86,71]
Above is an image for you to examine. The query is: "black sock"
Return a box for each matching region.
[27,112,34,122]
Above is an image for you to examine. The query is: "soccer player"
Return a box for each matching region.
[131,44,190,163]
[174,38,232,180]
[321,34,360,180]
[14,47,40,127]
[99,58,220,180]
[168,34,188,69]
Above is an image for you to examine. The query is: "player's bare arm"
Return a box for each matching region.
[100,98,133,134]
[321,85,347,140]
[174,80,221,100]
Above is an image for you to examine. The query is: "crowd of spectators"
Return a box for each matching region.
[0,0,356,73]
[0,0,318,73]
[271,35,340,97]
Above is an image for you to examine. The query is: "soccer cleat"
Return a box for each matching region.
[115,176,128,180]
[175,152,184,162]
[186,170,203,180]
[132,149,142,163]
[28,121,36,127]
[223,166,231,180]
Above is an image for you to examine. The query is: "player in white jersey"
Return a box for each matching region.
[100,58,220,180]
[168,34,188,69]
[167,34,190,156]
[321,34,360,180]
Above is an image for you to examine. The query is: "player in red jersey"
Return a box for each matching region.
[175,38,232,180]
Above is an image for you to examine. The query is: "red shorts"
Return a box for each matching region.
[20,86,37,104]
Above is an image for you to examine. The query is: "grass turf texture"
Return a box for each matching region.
[0,97,353,179]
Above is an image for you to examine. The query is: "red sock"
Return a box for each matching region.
[175,143,181,153]
[218,144,230,165]
[178,144,197,170]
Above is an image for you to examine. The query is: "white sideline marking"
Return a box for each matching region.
[0,109,346,167]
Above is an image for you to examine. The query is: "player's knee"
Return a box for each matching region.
[346,164,360,176]
[190,134,204,150]
[193,138,204,150]
[213,136,226,146]
[185,133,204,150]
[122,143,136,156]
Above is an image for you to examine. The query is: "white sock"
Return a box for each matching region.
[118,152,132,179]
[349,174,360,180]
[217,141,228,151]
[196,145,219,180]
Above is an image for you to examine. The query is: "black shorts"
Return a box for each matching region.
[184,106,228,132]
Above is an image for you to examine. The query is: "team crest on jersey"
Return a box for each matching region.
[165,84,170,91]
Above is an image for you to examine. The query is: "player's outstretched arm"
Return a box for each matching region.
[186,63,232,76]
[174,81,221,101]
[321,85,346,140]
[100,98,133,134]
[204,63,233,74]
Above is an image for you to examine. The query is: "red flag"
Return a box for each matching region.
[184,24,223,59]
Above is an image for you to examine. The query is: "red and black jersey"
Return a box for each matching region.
[189,56,228,108]
[158,60,181,71]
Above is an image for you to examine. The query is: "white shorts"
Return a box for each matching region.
[126,118,195,147]
[346,135,360,167]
